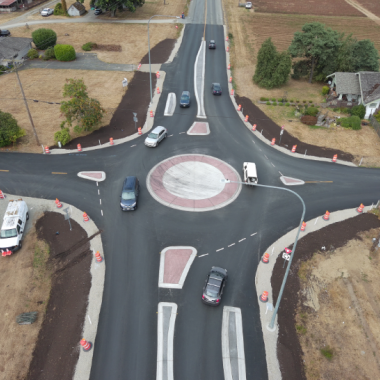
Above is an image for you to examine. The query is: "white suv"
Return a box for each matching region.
[245,2,252,9]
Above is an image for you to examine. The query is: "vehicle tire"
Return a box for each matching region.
[26,212,29,220]
[19,241,22,249]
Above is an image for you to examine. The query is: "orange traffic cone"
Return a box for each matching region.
[228,64,231,70]
[230,89,234,96]
[271,138,276,146]
[80,338,92,352]
[137,63,141,70]
[83,212,90,222]
[237,104,241,111]
[245,115,249,122]
[138,127,142,135]
[226,36,229,41]
[332,154,337,163]
[95,251,103,263]
[0,190,4,199]
[45,146,50,154]
[291,145,297,153]
[262,253,269,264]
[229,76,232,83]
[150,110,153,117]
[301,221,306,231]
[2,249,12,257]
[259,291,269,303]
[55,198,62,208]
[323,211,330,221]
[156,71,160,79]
[226,46,229,52]
[77,144,82,152]
[252,124,257,131]
[357,203,364,213]
[157,87,160,94]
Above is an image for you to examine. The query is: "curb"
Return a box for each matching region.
[222,26,356,168]
[49,26,187,155]
[1,194,105,380]
[255,204,375,380]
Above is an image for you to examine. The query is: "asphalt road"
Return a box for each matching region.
[1,1,380,379]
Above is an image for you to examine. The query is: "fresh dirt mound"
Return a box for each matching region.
[271,213,380,379]
[26,212,95,380]
[140,38,176,64]
[235,95,355,162]
[94,44,122,52]
[57,72,157,149]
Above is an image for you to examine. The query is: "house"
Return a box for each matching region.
[67,2,86,16]
[327,71,380,119]
[0,37,33,65]
[0,0,18,12]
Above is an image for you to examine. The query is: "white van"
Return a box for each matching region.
[0,199,29,255]
[243,162,258,184]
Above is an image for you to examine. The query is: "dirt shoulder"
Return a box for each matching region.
[271,212,380,379]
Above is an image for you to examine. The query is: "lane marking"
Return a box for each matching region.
[168,134,173,137]
[264,155,268,160]
[305,181,333,183]
[270,162,275,167]
[0,170,9,172]
[98,189,100,195]
[52,172,67,174]
[88,315,92,324]
[258,148,262,151]
[228,243,235,247]
[179,132,186,134]
[216,248,224,252]
[130,144,136,147]
[97,182,98,187]
[314,217,319,225]
[278,171,283,176]
[198,253,209,257]
[251,232,257,236]
[100,199,102,205]
[101,210,103,216]
[239,238,246,243]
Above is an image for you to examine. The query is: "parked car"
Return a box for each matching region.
[202,267,228,306]
[212,83,222,95]
[209,40,216,49]
[245,2,252,9]
[41,8,53,16]
[0,29,11,37]
[94,8,103,15]
[243,162,258,184]
[180,91,191,108]
[120,176,139,211]
[144,126,167,147]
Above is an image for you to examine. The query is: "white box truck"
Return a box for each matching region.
[243,162,258,184]
[0,199,29,256]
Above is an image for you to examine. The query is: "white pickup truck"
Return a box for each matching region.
[243,162,258,184]
[0,199,29,256]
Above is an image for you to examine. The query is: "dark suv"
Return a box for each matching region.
[120,176,139,211]
[209,40,216,49]
[180,91,191,108]
[202,267,227,306]
[0,30,11,37]
[212,83,222,95]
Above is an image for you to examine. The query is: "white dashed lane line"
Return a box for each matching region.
[238,238,246,242]
[179,132,186,134]
[264,154,268,160]
[270,162,275,167]
[101,210,103,216]
[279,171,283,176]
[198,253,209,257]
[99,199,102,205]
[216,248,224,252]
[228,243,235,247]
[250,232,257,236]
[130,144,136,147]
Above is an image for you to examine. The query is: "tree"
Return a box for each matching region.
[0,110,26,147]
[31,28,57,50]
[95,0,136,17]
[351,39,379,72]
[253,38,291,89]
[60,79,105,133]
[61,0,67,13]
[288,22,341,83]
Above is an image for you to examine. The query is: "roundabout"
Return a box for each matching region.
[146,154,242,211]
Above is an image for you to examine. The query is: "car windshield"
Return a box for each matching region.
[148,132,158,139]
[205,284,219,297]
[214,85,221,90]
[121,191,135,200]
[181,95,189,102]
[0,228,17,238]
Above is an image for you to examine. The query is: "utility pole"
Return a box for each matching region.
[13,60,40,146]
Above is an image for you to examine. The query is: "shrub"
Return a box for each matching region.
[228,33,233,39]
[289,99,294,102]
[278,98,283,102]
[27,48,39,59]
[340,115,361,130]
[44,46,55,60]
[305,106,318,117]
[54,44,76,61]
[54,128,71,146]
[279,103,283,106]
[266,101,271,105]
[303,100,306,103]
[32,28,57,50]
[374,111,380,122]
[0,110,26,147]
[82,42,97,51]
[272,102,277,106]
[350,104,365,119]
[296,100,300,103]
[285,103,290,106]
[300,115,317,125]
[340,107,350,114]
[260,97,268,101]
[271,98,276,102]
[322,85,330,95]
[53,2,66,15]
[320,346,334,361]
[309,100,313,103]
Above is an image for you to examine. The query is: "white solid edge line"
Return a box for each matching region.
[164,93,176,116]
[158,246,197,289]
[222,307,232,380]
[234,308,247,379]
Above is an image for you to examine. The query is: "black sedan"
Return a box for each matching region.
[209,40,216,49]
[212,83,222,95]
[180,91,191,107]
[94,8,103,15]
[120,176,139,211]
[0,29,11,37]
[202,267,227,306]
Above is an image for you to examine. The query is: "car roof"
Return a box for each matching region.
[181,91,190,96]
[210,40,215,43]
[212,83,221,86]
[123,176,137,190]
[210,266,227,276]
[152,126,166,133]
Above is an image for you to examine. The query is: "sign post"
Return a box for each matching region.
[279,125,284,145]
[133,113,138,130]
[122,78,128,88]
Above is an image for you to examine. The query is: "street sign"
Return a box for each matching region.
[133,117,138,122]
[122,78,128,87]
[282,252,290,261]
[280,129,284,135]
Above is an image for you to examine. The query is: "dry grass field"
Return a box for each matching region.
[26,0,92,20]
[253,0,363,17]
[9,22,178,64]
[223,0,380,162]
[353,0,380,18]
[296,228,380,379]
[0,69,133,152]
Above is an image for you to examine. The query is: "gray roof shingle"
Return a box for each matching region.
[334,72,361,95]
[358,71,380,104]
[0,37,32,60]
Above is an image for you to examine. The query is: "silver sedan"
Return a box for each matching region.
[144,126,167,147]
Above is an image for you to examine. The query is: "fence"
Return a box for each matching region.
[370,115,380,139]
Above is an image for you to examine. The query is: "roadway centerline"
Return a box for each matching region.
[305,181,333,183]
[0,169,9,172]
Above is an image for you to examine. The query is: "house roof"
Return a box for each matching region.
[69,1,86,12]
[0,37,32,60]
[358,71,380,104]
[0,0,17,6]
[333,72,361,95]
